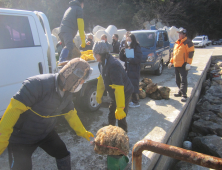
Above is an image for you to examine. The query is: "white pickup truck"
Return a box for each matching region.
[192,35,211,48]
[0,8,118,117]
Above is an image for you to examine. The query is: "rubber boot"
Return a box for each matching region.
[56,153,71,170]
[59,47,69,65]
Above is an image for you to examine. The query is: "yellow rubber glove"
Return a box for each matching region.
[77,18,86,48]
[0,98,28,155]
[109,85,126,120]
[64,109,94,141]
[96,75,105,104]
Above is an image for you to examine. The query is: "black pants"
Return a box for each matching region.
[58,32,76,60]
[108,94,131,132]
[175,66,188,96]
[8,130,69,170]
[132,93,139,104]
[59,32,74,52]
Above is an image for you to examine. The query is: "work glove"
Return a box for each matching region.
[185,64,191,70]
[0,98,28,155]
[77,18,86,48]
[65,109,94,141]
[168,63,173,69]
[81,38,86,48]
[82,131,94,141]
[96,75,105,104]
[109,85,126,120]
[114,109,126,120]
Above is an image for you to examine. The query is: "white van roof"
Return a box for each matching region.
[0,8,37,17]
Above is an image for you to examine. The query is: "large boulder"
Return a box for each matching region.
[206,85,222,98]
[202,79,211,89]
[193,135,222,158]
[188,131,203,142]
[196,100,212,113]
[173,161,212,170]
[194,111,222,124]
[214,79,222,85]
[192,119,222,137]
[196,99,222,113]
[144,83,158,94]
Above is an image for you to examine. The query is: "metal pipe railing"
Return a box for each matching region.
[132,139,222,170]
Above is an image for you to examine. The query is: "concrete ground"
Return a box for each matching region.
[0,45,221,170]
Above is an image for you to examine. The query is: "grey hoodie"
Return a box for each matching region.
[59,0,83,37]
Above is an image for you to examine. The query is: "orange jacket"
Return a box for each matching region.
[170,37,194,67]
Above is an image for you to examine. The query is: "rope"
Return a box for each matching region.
[92,140,127,156]
[27,107,68,118]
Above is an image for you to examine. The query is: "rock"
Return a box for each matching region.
[188,132,199,141]
[213,76,222,81]
[217,112,222,118]
[158,86,171,99]
[205,86,210,91]
[144,83,158,94]
[193,135,222,158]
[202,79,211,89]
[215,64,221,70]
[211,81,218,86]
[139,82,146,89]
[214,79,222,85]
[196,100,212,113]
[139,89,146,99]
[218,70,222,75]
[142,78,152,85]
[203,93,222,104]
[193,113,201,121]
[173,161,212,170]
[196,98,222,113]
[149,89,162,100]
[217,61,222,67]
[197,111,222,124]
[209,67,216,71]
[206,85,222,97]
[192,119,222,136]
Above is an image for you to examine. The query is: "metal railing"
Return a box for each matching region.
[132,139,222,170]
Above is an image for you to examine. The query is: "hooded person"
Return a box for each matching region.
[0,58,94,170]
[93,41,134,132]
[58,0,86,66]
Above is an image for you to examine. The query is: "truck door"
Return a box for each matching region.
[163,31,170,63]
[0,14,47,116]
[156,32,164,63]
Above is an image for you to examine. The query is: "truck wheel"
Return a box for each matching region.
[155,61,163,76]
[79,85,101,112]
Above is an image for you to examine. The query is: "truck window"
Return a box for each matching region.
[163,32,168,41]
[193,38,203,41]
[134,32,155,48]
[0,15,34,49]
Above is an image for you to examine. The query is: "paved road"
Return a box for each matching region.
[0,45,221,170]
